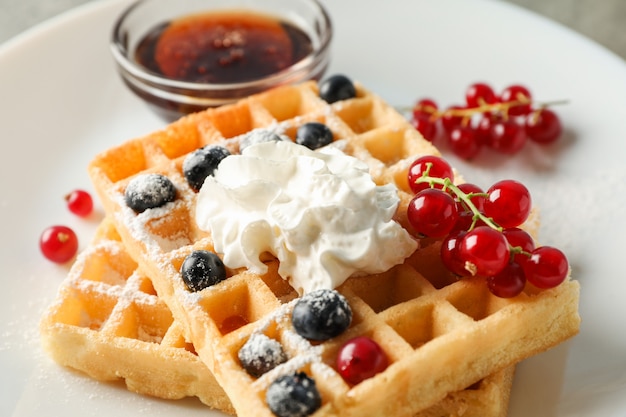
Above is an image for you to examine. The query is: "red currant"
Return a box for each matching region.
[411,113,437,142]
[489,119,527,154]
[40,225,79,263]
[441,230,468,276]
[465,82,497,108]
[474,114,496,146]
[452,209,487,233]
[65,189,94,217]
[459,226,510,276]
[502,227,535,267]
[525,108,562,144]
[408,83,565,161]
[407,155,454,194]
[413,98,438,117]
[500,84,532,116]
[483,180,532,228]
[337,336,388,385]
[407,189,459,238]
[448,126,481,160]
[487,261,526,298]
[524,246,569,289]
[456,183,486,212]
[441,105,466,133]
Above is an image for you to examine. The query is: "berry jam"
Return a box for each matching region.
[135,11,313,84]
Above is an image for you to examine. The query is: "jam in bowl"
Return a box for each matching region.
[111,0,333,120]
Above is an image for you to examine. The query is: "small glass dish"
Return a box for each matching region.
[111,0,333,121]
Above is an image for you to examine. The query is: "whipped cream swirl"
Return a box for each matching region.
[195,139,417,294]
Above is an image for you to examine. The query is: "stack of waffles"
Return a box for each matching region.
[40,80,580,417]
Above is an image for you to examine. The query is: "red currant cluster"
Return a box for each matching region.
[406,155,569,298]
[411,82,563,160]
[40,189,94,264]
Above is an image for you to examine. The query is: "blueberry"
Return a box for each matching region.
[291,289,352,341]
[124,173,176,213]
[238,333,288,377]
[319,74,356,104]
[240,130,287,153]
[266,372,322,417]
[183,145,230,192]
[180,250,227,292]
[295,122,334,150]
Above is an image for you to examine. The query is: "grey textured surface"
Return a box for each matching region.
[1,0,626,61]
[507,0,626,60]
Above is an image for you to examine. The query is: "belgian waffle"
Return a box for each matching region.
[39,218,235,413]
[87,80,580,417]
[40,217,515,417]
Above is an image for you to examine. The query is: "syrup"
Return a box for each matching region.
[135,11,313,84]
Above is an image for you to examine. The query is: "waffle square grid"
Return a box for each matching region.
[86,81,580,417]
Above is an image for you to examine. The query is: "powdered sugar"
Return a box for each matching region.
[124,173,176,213]
[252,348,321,392]
[238,333,288,377]
[136,325,165,344]
[64,239,158,307]
[248,301,326,391]
[238,127,290,152]
[112,183,192,256]
[265,372,321,416]
[280,329,323,358]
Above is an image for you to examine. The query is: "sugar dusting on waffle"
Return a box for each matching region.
[40,76,580,417]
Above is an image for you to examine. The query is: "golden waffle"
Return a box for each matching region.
[39,218,235,413]
[87,81,580,417]
[41,217,515,417]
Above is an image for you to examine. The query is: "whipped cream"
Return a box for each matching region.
[195,139,417,294]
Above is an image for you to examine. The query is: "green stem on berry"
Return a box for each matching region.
[416,174,502,231]
[415,167,531,268]
[509,245,531,258]
[416,163,502,231]
[414,163,536,264]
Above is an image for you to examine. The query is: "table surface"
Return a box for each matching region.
[2,0,626,62]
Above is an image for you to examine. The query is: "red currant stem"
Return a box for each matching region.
[405,98,569,120]
[528,103,563,124]
[415,168,539,270]
[445,99,568,118]
[418,104,438,115]
[415,173,502,232]
[509,245,531,258]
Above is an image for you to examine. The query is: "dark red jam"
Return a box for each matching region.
[135,11,313,84]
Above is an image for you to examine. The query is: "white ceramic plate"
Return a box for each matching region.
[1,0,625,415]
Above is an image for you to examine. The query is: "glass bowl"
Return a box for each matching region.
[111,0,333,120]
